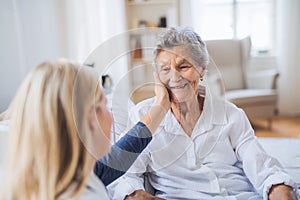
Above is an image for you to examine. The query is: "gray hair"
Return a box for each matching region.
[154,27,209,68]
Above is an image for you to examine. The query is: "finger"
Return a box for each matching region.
[153,71,168,89]
[153,71,161,84]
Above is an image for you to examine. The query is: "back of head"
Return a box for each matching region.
[154,27,209,68]
[0,59,102,200]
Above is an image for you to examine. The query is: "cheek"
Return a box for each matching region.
[183,72,200,90]
[183,71,199,82]
[97,109,112,136]
[86,107,112,159]
[104,111,112,138]
[158,72,169,84]
[101,110,112,137]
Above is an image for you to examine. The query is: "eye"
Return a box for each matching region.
[179,65,191,70]
[161,66,170,72]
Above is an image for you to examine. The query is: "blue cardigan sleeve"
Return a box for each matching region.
[94,122,152,186]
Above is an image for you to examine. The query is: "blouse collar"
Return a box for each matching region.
[162,85,227,137]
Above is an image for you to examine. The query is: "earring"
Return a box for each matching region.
[199,75,206,87]
[200,69,208,82]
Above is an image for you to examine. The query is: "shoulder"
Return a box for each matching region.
[78,173,110,200]
[221,100,253,134]
[223,100,254,140]
[224,101,249,122]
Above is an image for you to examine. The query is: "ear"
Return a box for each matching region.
[199,65,206,78]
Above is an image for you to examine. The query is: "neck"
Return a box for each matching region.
[171,95,200,121]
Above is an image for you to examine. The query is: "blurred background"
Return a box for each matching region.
[0,0,299,137]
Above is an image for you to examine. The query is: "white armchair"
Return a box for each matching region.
[206,37,279,128]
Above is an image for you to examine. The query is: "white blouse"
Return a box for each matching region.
[107,92,297,200]
[78,172,109,200]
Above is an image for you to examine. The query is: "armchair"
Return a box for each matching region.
[205,37,279,128]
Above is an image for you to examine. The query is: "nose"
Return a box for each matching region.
[170,68,181,82]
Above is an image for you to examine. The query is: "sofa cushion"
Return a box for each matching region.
[225,89,277,106]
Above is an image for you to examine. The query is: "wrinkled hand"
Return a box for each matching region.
[268,184,298,200]
[153,72,171,112]
[125,190,165,200]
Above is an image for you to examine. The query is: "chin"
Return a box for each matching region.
[171,92,196,103]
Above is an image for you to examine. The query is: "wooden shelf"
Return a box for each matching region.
[126,0,179,29]
[126,0,180,93]
[132,58,152,63]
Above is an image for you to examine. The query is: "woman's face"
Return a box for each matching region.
[92,95,112,158]
[156,47,204,102]
[96,96,112,139]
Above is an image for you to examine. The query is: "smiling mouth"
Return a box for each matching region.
[169,83,188,90]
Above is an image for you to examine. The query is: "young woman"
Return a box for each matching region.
[0,59,170,200]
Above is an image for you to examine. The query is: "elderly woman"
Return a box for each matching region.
[0,59,170,200]
[107,27,298,200]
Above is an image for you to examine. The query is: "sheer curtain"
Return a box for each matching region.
[0,0,127,111]
[61,0,126,63]
[277,0,300,115]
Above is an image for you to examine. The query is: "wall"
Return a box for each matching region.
[277,0,300,115]
[0,0,23,112]
[0,0,127,113]
[0,0,66,112]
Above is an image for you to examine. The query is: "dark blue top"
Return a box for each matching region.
[94,122,152,186]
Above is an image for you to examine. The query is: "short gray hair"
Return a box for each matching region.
[154,27,209,68]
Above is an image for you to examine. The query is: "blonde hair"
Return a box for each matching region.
[0,59,103,200]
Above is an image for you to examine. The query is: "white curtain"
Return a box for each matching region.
[277,0,300,115]
[61,0,127,63]
[179,0,206,34]
[0,0,127,111]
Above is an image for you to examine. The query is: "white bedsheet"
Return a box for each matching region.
[258,137,300,188]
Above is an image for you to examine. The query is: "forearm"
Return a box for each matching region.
[140,99,169,134]
[94,122,151,186]
[96,73,170,186]
[141,71,170,134]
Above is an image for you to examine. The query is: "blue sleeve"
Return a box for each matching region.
[94,122,152,186]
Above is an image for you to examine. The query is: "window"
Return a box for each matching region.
[196,0,276,56]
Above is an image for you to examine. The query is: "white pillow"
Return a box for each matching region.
[106,93,135,143]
